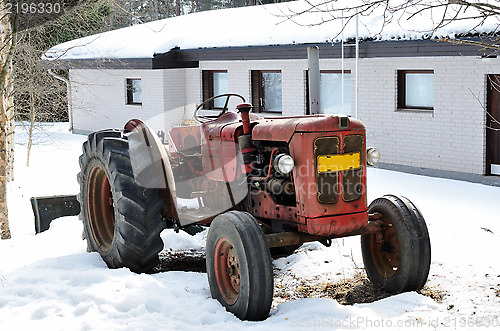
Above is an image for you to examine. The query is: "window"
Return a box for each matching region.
[126,78,142,105]
[320,71,351,115]
[202,70,228,109]
[397,70,434,110]
[306,70,351,115]
[251,70,282,113]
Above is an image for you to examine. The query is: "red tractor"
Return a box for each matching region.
[77,94,431,321]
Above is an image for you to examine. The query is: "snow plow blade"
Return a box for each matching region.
[31,195,80,234]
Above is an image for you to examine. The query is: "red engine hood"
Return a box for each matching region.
[251,115,365,142]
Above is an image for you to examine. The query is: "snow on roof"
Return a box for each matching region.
[44,0,500,61]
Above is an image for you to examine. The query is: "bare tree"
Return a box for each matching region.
[13,1,114,166]
[278,0,500,55]
[13,31,68,166]
[106,0,269,26]
[276,0,500,132]
[0,0,85,240]
[0,1,17,239]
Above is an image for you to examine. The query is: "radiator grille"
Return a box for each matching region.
[314,135,364,204]
[343,135,364,202]
[314,137,339,204]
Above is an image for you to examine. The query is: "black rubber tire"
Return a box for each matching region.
[206,211,273,321]
[77,129,165,273]
[361,195,431,293]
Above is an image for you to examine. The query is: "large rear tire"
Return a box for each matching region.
[206,211,273,321]
[361,195,431,293]
[77,129,165,273]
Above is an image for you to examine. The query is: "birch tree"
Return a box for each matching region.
[0,0,84,240]
[0,1,17,239]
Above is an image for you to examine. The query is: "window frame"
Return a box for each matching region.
[202,70,228,110]
[397,70,434,111]
[251,70,282,113]
[126,78,142,105]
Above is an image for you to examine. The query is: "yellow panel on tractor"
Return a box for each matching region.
[317,152,361,173]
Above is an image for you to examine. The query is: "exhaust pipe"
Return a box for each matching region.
[307,46,321,115]
[237,103,257,174]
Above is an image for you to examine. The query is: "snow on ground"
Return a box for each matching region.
[1,122,499,330]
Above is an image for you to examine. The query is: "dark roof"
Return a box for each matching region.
[153,39,486,69]
[47,39,487,70]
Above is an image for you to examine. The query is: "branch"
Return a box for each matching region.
[107,0,167,33]
[272,0,388,27]
[442,37,500,51]
[449,0,500,16]
[42,34,103,62]
[467,87,500,131]
[0,34,14,54]
[273,0,500,44]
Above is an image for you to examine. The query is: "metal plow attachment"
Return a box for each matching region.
[31,195,80,234]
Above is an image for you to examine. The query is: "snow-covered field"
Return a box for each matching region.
[1,123,499,330]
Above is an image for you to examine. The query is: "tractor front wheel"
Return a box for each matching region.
[361,195,431,293]
[78,129,165,273]
[206,211,273,321]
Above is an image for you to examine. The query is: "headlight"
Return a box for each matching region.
[274,154,294,175]
[366,147,381,166]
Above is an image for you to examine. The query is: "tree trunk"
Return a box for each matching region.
[176,0,181,16]
[0,3,18,240]
[27,65,35,167]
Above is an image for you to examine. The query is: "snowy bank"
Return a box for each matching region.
[0,123,499,330]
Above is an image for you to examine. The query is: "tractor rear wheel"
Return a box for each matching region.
[206,211,273,321]
[361,195,431,293]
[78,129,165,273]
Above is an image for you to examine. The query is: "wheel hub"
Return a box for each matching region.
[87,165,115,251]
[369,220,400,277]
[214,238,240,305]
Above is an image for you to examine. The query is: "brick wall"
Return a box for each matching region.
[69,69,166,134]
[358,56,496,175]
[194,56,497,175]
[163,69,187,131]
[69,55,500,175]
[193,60,311,116]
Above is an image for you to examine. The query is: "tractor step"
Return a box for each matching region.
[31,195,81,234]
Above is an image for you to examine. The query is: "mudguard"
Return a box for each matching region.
[125,119,179,221]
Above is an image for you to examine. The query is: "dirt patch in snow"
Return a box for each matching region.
[273,271,447,306]
[274,272,388,305]
[420,284,447,303]
[274,272,446,305]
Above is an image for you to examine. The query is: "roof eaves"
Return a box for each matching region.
[152,48,199,69]
[44,58,153,70]
[152,38,487,69]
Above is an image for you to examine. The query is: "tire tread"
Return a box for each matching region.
[79,129,165,273]
[362,195,431,293]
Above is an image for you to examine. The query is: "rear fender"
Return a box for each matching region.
[125,119,178,220]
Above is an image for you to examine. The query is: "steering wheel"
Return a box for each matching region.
[194,93,246,123]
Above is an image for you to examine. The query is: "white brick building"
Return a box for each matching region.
[47,1,500,184]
